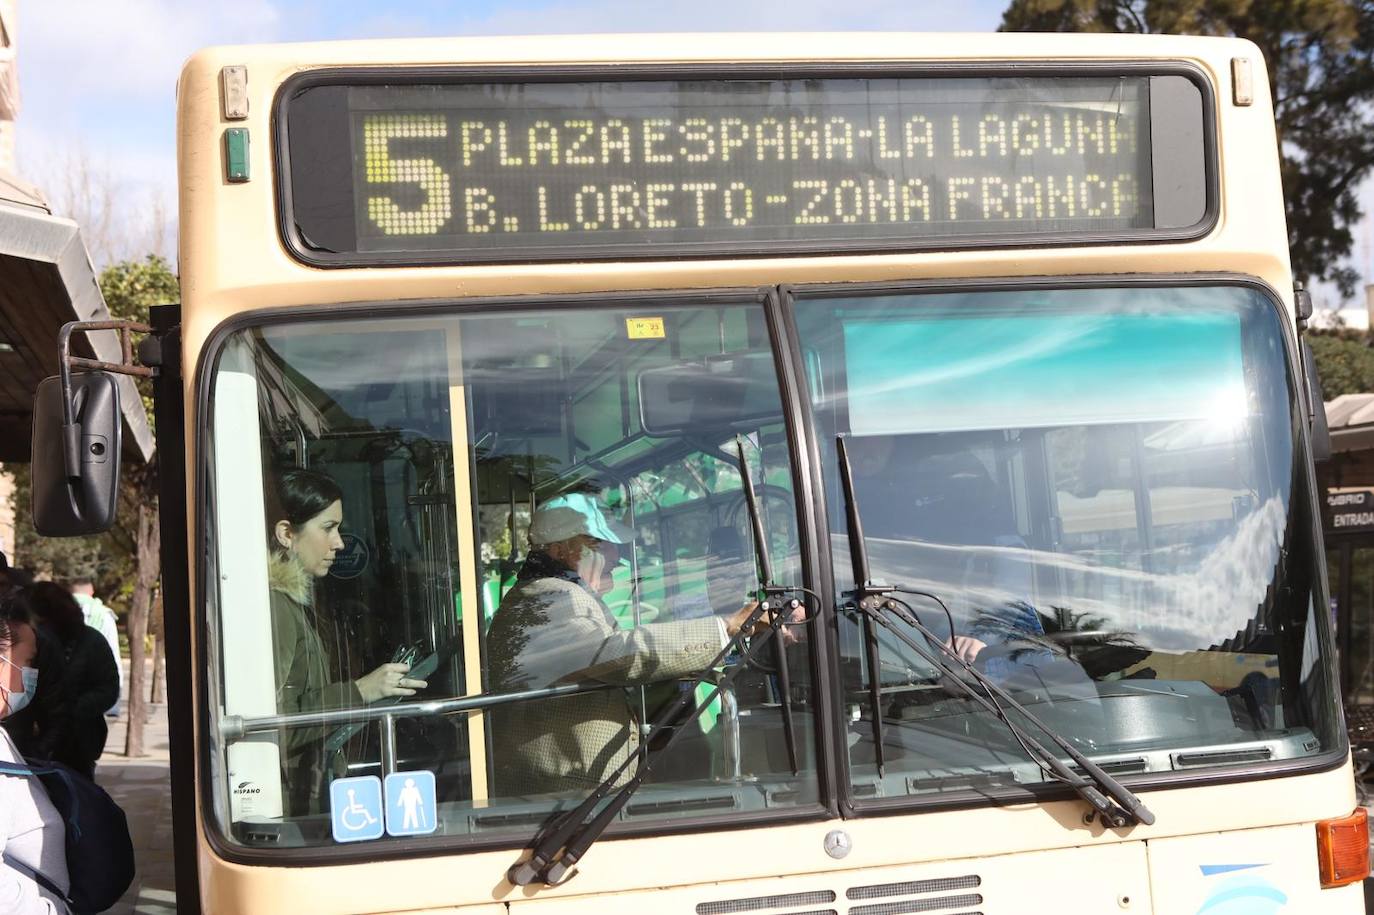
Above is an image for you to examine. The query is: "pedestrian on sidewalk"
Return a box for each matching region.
[0,605,71,914]
[23,583,119,780]
[69,579,122,718]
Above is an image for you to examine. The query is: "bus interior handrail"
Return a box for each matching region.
[218,681,618,740]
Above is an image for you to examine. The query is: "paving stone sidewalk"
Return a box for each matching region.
[98,672,177,914]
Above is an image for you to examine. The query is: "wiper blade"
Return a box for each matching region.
[834,435,1154,829]
[862,594,1152,827]
[507,595,802,886]
[735,438,799,776]
[837,437,887,776]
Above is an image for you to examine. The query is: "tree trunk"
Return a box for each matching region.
[150,632,165,705]
[124,499,160,756]
[149,591,165,704]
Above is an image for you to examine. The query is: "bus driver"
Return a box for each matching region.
[487,493,766,796]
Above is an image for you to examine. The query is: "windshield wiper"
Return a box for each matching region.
[834,436,1155,829]
[508,439,809,886]
[735,437,801,776]
[836,436,889,777]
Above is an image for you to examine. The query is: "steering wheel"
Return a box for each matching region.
[605,599,662,621]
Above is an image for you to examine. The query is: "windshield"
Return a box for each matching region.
[792,284,1338,799]
[205,297,819,850]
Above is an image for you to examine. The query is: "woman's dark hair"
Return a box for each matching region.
[265,467,343,549]
[26,581,86,645]
[0,595,33,662]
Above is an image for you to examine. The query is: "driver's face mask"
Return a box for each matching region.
[576,542,608,593]
[0,654,37,718]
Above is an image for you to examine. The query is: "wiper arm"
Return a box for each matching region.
[834,435,1154,829]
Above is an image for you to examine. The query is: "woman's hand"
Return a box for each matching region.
[355,662,428,704]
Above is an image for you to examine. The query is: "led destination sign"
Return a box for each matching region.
[283,73,1209,263]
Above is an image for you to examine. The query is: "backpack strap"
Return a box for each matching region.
[2,852,74,911]
[0,760,86,845]
[0,760,56,778]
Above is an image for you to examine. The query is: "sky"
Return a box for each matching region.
[11,0,1003,263]
[12,0,1371,317]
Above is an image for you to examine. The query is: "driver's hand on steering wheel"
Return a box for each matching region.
[724,601,806,645]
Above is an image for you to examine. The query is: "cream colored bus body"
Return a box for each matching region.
[176,33,1359,914]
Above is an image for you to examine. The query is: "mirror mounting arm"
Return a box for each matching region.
[56,320,155,479]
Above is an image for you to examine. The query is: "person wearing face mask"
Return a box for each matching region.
[487,492,766,796]
[266,468,429,815]
[0,591,69,772]
[0,609,71,914]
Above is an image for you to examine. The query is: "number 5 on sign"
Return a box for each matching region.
[363,114,453,237]
[626,316,666,340]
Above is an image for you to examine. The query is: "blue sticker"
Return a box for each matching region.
[1196,865,1287,915]
[329,533,370,580]
[1199,864,1265,877]
[385,770,437,836]
[330,776,384,843]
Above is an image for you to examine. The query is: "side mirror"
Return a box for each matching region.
[1302,341,1331,464]
[638,351,784,437]
[31,372,122,536]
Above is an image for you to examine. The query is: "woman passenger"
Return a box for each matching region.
[266,468,427,814]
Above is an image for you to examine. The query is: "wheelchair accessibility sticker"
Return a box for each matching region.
[385,770,437,836]
[330,776,384,842]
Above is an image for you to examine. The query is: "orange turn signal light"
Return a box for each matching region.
[1317,807,1369,888]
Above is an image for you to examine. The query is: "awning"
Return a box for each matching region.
[0,173,154,463]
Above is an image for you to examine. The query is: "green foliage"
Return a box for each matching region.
[1000,0,1374,297]
[1309,329,1374,397]
[101,254,178,422]
[4,255,177,614]
[99,254,178,324]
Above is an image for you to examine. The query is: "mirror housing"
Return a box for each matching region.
[31,372,122,536]
[1302,340,1331,464]
[638,351,783,437]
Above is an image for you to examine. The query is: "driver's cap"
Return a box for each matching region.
[528,492,629,546]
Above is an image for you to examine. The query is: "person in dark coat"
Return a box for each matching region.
[23,583,119,779]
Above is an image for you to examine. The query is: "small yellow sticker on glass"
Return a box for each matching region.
[626,316,666,340]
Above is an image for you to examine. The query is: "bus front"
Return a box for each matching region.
[171,34,1364,914]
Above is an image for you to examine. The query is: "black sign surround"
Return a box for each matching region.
[277,64,1216,266]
